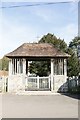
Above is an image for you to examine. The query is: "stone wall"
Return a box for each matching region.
[8,75,68,93]
[8,75,26,93]
[54,75,68,92]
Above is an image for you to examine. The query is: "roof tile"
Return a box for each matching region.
[6,43,70,58]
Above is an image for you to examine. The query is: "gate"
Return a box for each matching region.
[0,76,8,92]
[25,76,50,91]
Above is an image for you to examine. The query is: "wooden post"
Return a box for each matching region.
[15,59,16,75]
[26,60,28,75]
[12,59,15,75]
[37,76,39,89]
[64,59,67,76]
[25,75,28,90]
[18,59,20,74]
[49,75,51,90]
[16,59,17,74]
[23,59,26,75]
[17,59,18,74]
[51,59,54,92]
[59,59,61,75]
[64,59,67,82]
[62,59,64,75]
[9,59,12,75]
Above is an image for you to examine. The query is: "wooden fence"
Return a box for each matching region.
[0,76,8,93]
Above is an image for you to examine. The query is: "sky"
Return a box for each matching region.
[0,0,78,58]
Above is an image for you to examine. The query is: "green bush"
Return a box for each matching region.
[68,86,80,94]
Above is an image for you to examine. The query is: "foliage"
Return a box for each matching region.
[69,36,80,56]
[68,86,80,94]
[30,34,79,77]
[67,53,79,77]
[29,61,50,77]
[0,59,2,70]
[69,36,80,49]
[29,33,67,76]
[67,36,80,77]
[0,57,9,71]
[39,33,67,52]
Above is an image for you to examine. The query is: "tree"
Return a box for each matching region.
[69,36,80,48]
[0,57,9,71]
[29,33,67,76]
[67,36,80,77]
[69,36,80,56]
[29,61,50,76]
[39,33,67,52]
[0,59,2,70]
[67,48,79,77]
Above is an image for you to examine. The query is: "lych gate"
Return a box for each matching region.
[6,43,70,93]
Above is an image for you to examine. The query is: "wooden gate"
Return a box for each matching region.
[25,76,51,91]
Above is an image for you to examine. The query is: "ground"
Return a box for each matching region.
[0,93,78,118]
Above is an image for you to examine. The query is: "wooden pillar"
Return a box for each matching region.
[15,59,16,75]
[23,59,26,75]
[49,75,51,90]
[9,59,12,75]
[17,59,19,74]
[16,59,17,74]
[51,59,54,92]
[54,59,57,75]
[59,59,61,75]
[64,59,67,81]
[21,59,23,73]
[18,59,20,74]
[17,59,21,74]
[19,59,22,74]
[12,59,14,75]
[26,60,28,75]
[62,59,63,75]
[59,59,63,75]
[37,76,39,89]
[64,59,67,76]
[13,59,15,75]
[28,61,30,76]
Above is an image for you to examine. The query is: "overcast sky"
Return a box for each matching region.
[0,0,78,58]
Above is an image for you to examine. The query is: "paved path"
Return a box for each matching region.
[1,93,78,118]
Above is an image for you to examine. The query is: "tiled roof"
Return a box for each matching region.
[6,43,70,58]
